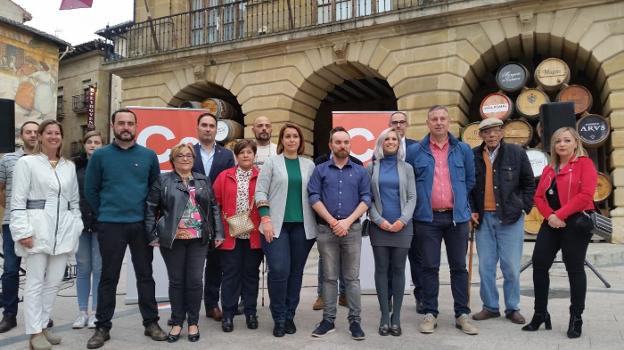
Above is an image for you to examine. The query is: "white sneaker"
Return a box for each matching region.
[87,314,97,329]
[72,311,88,329]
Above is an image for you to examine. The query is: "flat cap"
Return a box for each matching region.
[479,117,504,131]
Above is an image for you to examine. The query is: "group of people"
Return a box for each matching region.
[0,104,598,349]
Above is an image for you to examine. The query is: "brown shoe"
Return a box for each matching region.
[312,297,324,310]
[206,306,223,321]
[86,328,110,349]
[471,309,501,321]
[144,322,167,341]
[338,294,347,307]
[506,311,526,324]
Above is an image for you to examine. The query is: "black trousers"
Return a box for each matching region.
[408,220,424,301]
[95,222,159,330]
[219,239,263,319]
[203,249,221,310]
[160,239,208,326]
[532,218,592,316]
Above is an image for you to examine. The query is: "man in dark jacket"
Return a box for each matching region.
[469,117,535,325]
[192,112,235,322]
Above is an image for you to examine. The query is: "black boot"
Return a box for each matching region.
[521,312,552,331]
[0,314,17,333]
[567,315,583,338]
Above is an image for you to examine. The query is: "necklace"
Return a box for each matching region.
[49,159,58,168]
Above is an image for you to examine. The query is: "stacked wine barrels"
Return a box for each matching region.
[179,98,244,143]
[461,58,613,237]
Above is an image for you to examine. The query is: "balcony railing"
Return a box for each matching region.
[101,0,439,62]
[72,94,88,113]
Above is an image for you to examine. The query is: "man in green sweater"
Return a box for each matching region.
[85,109,167,349]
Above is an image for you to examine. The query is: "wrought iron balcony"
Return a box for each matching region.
[72,93,88,113]
[97,0,442,62]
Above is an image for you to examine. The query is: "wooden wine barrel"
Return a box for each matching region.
[460,122,483,149]
[526,148,549,178]
[223,139,240,151]
[576,114,609,148]
[525,206,544,235]
[201,98,237,119]
[216,119,244,142]
[179,101,203,109]
[516,88,550,119]
[594,172,612,202]
[496,62,529,93]
[556,84,593,115]
[480,92,513,120]
[503,119,533,147]
[535,58,570,92]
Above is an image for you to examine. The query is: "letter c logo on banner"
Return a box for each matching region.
[347,127,374,163]
[137,126,175,163]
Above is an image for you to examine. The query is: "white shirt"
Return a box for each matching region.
[254,142,277,166]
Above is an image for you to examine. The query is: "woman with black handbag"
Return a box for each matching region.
[145,143,224,342]
[523,127,597,338]
[367,127,416,336]
[213,139,263,333]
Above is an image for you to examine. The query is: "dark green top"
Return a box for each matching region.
[258,157,304,223]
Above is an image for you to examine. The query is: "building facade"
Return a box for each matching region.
[99,0,624,242]
[58,40,115,158]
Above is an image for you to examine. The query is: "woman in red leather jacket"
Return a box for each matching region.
[522,127,597,339]
[213,139,263,333]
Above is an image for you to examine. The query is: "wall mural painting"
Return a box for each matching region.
[0,35,58,145]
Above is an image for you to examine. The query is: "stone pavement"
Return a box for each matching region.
[1,242,624,350]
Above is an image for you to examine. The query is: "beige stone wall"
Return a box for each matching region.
[115,0,624,241]
[58,52,111,158]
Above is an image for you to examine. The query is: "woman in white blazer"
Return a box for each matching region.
[10,120,83,350]
[255,123,317,337]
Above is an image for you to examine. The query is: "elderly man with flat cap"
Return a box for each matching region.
[469,117,535,325]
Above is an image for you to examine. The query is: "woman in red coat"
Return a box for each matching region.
[522,127,597,339]
[213,139,263,333]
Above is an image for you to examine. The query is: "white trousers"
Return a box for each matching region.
[23,253,69,334]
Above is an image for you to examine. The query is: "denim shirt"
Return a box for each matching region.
[406,133,475,223]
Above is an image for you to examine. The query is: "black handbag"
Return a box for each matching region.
[361,217,371,237]
[583,210,612,240]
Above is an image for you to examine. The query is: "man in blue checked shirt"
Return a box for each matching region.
[308,127,371,341]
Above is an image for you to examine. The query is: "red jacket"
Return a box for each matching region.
[213,166,261,250]
[534,156,597,221]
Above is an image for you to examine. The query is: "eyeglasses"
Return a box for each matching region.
[175,154,194,159]
[391,120,407,125]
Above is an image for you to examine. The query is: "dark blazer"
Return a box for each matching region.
[469,141,535,225]
[314,153,363,166]
[192,143,235,183]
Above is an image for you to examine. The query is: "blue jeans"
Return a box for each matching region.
[476,212,524,314]
[261,223,314,323]
[416,212,470,317]
[75,231,102,311]
[317,251,345,296]
[1,224,22,316]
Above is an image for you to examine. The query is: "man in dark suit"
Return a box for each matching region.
[192,112,235,322]
[390,112,417,157]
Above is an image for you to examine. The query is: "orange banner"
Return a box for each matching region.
[131,107,207,171]
[332,111,394,166]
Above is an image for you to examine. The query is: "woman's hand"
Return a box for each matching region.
[379,220,392,231]
[19,237,34,249]
[547,214,566,229]
[215,239,224,247]
[262,218,274,243]
[389,220,405,232]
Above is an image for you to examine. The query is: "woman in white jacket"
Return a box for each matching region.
[10,120,83,350]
